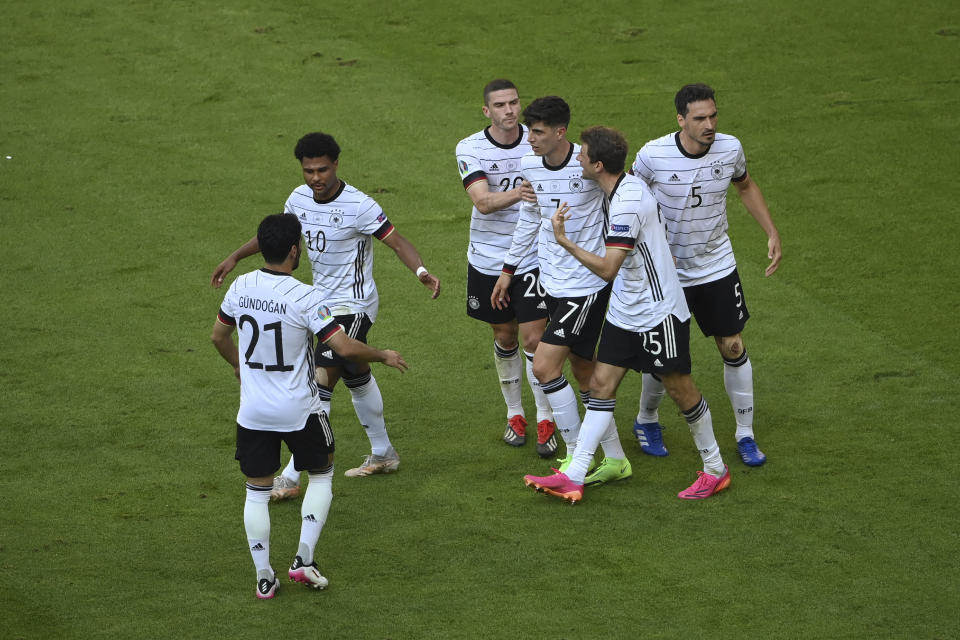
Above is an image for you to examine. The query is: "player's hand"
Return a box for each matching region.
[382,350,408,373]
[764,233,782,277]
[419,272,441,299]
[211,257,238,288]
[491,273,512,310]
[519,180,538,203]
[551,202,571,246]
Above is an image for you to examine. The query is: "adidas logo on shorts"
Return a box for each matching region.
[537,301,547,310]
[553,328,565,338]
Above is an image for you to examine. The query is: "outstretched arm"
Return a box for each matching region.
[379,229,440,298]
[324,330,408,372]
[211,235,260,288]
[733,174,781,277]
[551,203,627,282]
[465,180,523,215]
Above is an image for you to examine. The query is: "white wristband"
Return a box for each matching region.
[416,266,429,278]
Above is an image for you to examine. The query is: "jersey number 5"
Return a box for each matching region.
[238,315,294,372]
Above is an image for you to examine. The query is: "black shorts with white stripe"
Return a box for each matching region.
[595,315,692,375]
[314,312,372,374]
[235,412,336,477]
[683,268,750,337]
[540,284,612,360]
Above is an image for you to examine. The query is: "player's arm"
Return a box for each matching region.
[733,173,782,277]
[551,203,627,282]
[211,235,260,288]
[465,180,523,214]
[379,229,441,299]
[322,328,408,373]
[491,198,541,310]
[211,318,240,381]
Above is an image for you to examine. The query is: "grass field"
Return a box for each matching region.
[2,1,959,638]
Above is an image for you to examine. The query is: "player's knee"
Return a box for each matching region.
[531,360,559,384]
[719,335,744,360]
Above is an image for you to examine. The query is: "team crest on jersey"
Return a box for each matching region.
[317,305,334,322]
[711,160,724,180]
[569,177,583,192]
[468,296,480,310]
[330,213,343,227]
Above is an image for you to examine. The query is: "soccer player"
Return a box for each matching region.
[211,132,440,495]
[523,126,730,503]
[455,79,557,457]
[491,96,631,483]
[630,83,782,466]
[211,214,408,598]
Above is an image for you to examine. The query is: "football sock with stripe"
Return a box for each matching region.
[723,351,755,441]
[346,373,392,457]
[525,351,553,423]
[581,390,626,459]
[297,468,333,566]
[682,397,724,477]
[494,342,524,419]
[540,376,581,452]
[244,483,273,576]
[638,373,666,424]
[566,401,616,484]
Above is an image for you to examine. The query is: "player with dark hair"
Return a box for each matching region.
[630,84,781,466]
[211,213,408,598]
[492,97,631,484]
[212,132,440,496]
[524,127,730,503]
[456,80,557,458]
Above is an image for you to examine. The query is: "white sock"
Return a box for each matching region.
[525,351,553,423]
[297,469,333,565]
[244,483,272,577]
[494,342,524,418]
[281,456,300,484]
[566,403,615,484]
[638,373,666,424]
[724,351,755,441]
[683,397,724,476]
[599,416,626,460]
[540,376,581,452]
[346,373,392,456]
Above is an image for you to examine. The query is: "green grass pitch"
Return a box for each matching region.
[1,1,958,638]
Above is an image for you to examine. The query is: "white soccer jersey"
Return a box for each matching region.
[603,174,690,332]
[284,182,395,322]
[456,125,538,275]
[503,143,607,297]
[218,269,342,432]
[632,132,747,286]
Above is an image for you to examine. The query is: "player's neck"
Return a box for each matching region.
[544,140,572,168]
[677,130,709,156]
[595,171,624,197]
[263,261,293,275]
[488,123,520,146]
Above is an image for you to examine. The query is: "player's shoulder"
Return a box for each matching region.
[456,128,487,151]
[712,132,743,151]
[520,151,540,170]
[640,131,677,152]
[287,183,313,201]
[612,174,653,205]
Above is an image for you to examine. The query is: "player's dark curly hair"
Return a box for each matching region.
[522,96,570,128]
[675,84,715,117]
[294,132,341,161]
[579,126,628,175]
[257,213,301,264]
[483,79,517,104]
